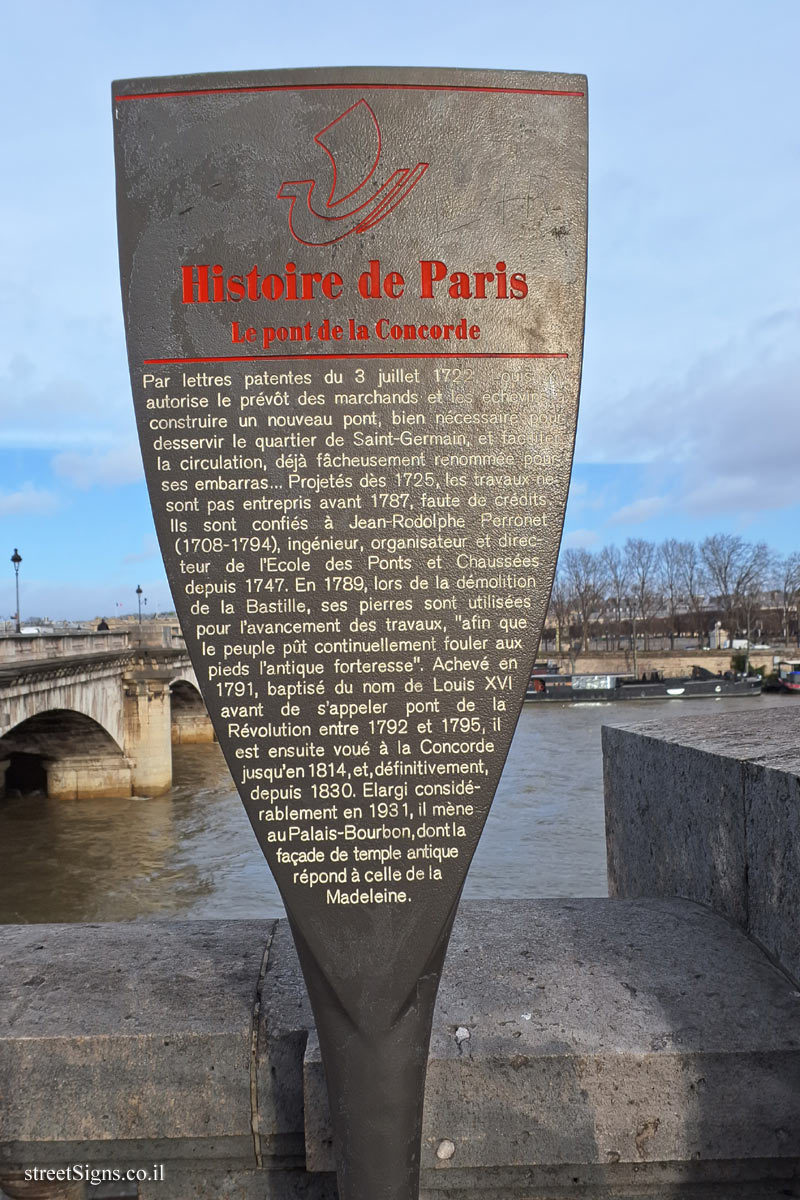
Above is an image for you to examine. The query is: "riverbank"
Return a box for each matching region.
[542,649,778,676]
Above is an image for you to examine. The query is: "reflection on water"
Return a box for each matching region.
[0,745,280,923]
[0,694,791,923]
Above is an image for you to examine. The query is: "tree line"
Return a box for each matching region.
[544,535,800,653]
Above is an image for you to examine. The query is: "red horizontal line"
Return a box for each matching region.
[116,82,584,102]
[144,352,568,364]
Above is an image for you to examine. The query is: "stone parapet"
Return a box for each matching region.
[603,705,800,985]
[0,634,131,666]
[2,902,800,1198]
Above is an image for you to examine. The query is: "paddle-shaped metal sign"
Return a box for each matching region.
[113,66,586,1200]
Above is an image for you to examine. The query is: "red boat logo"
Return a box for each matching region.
[277,99,428,246]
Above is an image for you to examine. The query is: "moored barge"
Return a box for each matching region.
[525,664,762,703]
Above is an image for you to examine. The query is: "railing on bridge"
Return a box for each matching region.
[0,624,185,665]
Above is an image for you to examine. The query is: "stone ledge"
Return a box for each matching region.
[0,921,273,1155]
[303,898,800,1174]
[603,706,800,982]
[3,900,800,1195]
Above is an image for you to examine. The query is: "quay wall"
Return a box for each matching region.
[544,649,777,676]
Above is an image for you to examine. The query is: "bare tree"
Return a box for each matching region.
[739,545,770,672]
[775,551,800,646]
[600,544,630,648]
[545,534,797,658]
[562,548,607,653]
[623,538,661,650]
[658,538,685,650]
[700,534,769,668]
[547,566,573,659]
[675,540,707,646]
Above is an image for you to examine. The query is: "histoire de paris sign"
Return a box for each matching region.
[113,67,586,1200]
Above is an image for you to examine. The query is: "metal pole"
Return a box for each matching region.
[11,549,22,634]
[136,584,143,625]
[629,601,639,679]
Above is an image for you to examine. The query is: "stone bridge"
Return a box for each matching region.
[0,633,214,800]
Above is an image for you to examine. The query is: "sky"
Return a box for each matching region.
[1,0,798,620]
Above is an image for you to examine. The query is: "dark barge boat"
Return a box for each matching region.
[525,664,762,703]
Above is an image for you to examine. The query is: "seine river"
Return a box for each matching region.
[0,694,791,924]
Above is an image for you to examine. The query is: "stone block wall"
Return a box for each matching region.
[603,706,800,984]
[3,901,800,1198]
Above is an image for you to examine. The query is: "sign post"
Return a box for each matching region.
[113,67,586,1200]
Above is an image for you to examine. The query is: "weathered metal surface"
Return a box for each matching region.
[113,66,586,1200]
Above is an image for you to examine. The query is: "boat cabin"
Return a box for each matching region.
[777,660,800,692]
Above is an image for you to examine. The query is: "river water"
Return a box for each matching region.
[0,694,791,924]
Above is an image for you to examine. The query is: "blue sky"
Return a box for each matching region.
[2,1,798,620]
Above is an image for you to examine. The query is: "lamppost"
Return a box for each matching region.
[626,595,639,680]
[11,549,22,634]
[136,584,143,625]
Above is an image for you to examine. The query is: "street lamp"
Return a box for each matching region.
[11,549,22,634]
[626,595,639,680]
[136,584,143,625]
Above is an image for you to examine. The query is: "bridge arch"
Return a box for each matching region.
[169,668,201,691]
[0,680,124,751]
[169,675,215,745]
[0,647,211,797]
[0,709,131,800]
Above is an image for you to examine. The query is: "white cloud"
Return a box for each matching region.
[0,428,116,450]
[52,442,143,489]
[0,484,59,516]
[567,479,613,514]
[609,495,668,525]
[578,309,800,520]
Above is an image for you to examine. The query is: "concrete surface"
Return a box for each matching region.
[3,899,800,1196]
[304,899,800,1174]
[0,921,271,1157]
[603,706,800,982]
